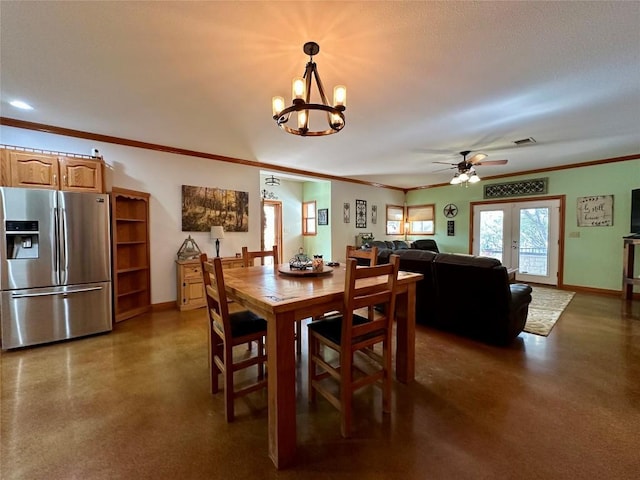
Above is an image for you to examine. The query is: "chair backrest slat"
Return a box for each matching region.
[242,245,279,267]
[341,255,399,344]
[200,253,231,336]
[346,245,378,266]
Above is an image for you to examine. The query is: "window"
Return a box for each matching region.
[407,204,435,235]
[386,204,405,235]
[303,201,317,235]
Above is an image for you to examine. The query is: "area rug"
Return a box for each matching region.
[524,286,575,336]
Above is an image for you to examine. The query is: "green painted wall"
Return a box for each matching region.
[302,180,332,261]
[406,159,640,291]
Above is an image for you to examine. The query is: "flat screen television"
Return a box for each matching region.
[631,188,640,235]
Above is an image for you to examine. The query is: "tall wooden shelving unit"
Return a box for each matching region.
[111,187,151,322]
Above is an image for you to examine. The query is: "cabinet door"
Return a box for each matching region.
[176,262,206,310]
[6,151,59,189]
[182,278,205,307]
[59,157,104,193]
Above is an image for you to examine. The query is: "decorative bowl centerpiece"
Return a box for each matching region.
[289,250,312,270]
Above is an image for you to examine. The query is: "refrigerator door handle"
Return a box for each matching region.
[11,286,104,298]
[53,207,60,285]
[60,207,67,285]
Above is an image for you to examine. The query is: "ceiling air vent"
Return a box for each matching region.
[513,137,536,145]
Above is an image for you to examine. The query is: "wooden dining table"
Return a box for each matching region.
[222,264,423,469]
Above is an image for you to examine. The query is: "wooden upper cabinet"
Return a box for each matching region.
[59,157,103,192]
[5,150,59,189]
[0,149,104,193]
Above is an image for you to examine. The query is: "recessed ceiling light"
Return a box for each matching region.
[9,100,34,110]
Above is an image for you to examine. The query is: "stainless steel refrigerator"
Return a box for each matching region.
[0,187,112,349]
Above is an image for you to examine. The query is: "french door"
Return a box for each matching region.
[262,200,282,264]
[472,199,561,285]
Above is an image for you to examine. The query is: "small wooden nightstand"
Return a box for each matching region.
[176,259,206,311]
[176,256,244,311]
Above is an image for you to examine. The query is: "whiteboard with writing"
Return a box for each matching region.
[577,195,613,226]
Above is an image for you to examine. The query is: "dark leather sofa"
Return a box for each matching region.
[377,249,532,345]
[366,240,412,251]
[411,239,440,252]
[364,239,438,252]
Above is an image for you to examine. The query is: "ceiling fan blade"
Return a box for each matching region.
[475,159,508,166]
[467,153,488,164]
[433,161,457,165]
[432,166,456,173]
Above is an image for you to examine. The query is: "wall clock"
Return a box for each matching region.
[443,204,458,218]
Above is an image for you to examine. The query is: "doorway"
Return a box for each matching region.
[471,197,564,285]
[262,200,282,264]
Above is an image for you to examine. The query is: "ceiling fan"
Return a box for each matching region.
[434,150,508,184]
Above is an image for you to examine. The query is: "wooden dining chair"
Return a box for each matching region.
[242,245,279,267]
[241,245,303,355]
[346,245,379,320]
[200,253,268,422]
[307,254,400,438]
[346,245,378,266]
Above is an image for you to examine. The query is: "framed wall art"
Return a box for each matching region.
[343,202,350,223]
[371,205,377,224]
[318,208,328,226]
[356,199,367,228]
[181,184,249,232]
[577,195,613,226]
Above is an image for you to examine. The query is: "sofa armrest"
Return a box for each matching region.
[510,283,533,309]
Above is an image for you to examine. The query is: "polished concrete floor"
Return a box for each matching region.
[1,292,639,479]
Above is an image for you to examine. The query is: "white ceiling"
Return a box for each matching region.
[1,1,639,189]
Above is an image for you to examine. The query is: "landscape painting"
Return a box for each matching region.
[182,185,249,232]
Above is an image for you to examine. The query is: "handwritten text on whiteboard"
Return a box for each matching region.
[577,195,613,227]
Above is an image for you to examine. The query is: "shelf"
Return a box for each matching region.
[117,287,148,298]
[115,217,146,222]
[111,187,151,322]
[116,266,149,274]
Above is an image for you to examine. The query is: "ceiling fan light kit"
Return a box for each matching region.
[272,42,346,137]
[444,150,507,186]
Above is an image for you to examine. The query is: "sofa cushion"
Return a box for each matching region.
[392,240,411,249]
[412,239,439,252]
[365,240,389,250]
[433,252,501,268]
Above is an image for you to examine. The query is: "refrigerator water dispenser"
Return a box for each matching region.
[5,220,39,259]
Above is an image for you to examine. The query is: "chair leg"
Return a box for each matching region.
[257,336,265,381]
[210,330,221,394]
[340,351,354,438]
[308,333,317,403]
[296,319,302,356]
[382,336,392,413]
[224,341,235,422]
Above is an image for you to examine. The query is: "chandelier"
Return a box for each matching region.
[272,42,346,137]
[264,175,280,186]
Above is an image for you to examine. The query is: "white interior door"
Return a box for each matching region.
[473,199,560,285]
[261,200,282,265]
